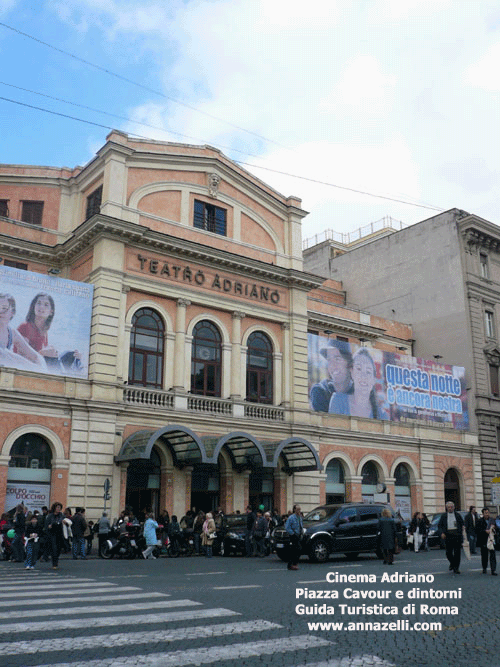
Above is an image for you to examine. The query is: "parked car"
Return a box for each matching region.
[271,503,403,563]
[216,513,247,556]
[426,511,467,549]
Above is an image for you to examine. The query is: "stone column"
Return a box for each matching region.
[50,459,70,507]
[160,465,174,512]
[184,466,194,513]
[346,475,363,502]
[173,299,190,391]
[0,455,9,513]
[281,323,291,406]
[219,470,234,514]
[410,480,424,514]
[273,471,288,515]
[385,477,396,507]
[118,462,129,513]
[231,311,245,399]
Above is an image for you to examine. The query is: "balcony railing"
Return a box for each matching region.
[244,403,285,421]
[123,387,175,409]
[187,395,232,415]
[123,386,286,421]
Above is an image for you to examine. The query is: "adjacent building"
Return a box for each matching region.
[304,208,499,509]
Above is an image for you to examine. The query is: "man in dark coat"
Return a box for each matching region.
[464,505,478,554]
[476,507,497,576]
[438,501,464,574]
[378,508,397,564]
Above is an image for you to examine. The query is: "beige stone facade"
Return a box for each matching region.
[0,133,481,522]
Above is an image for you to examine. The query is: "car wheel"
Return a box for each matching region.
[167,544,180,558]
[275,548,289,562]
[309,539,329,563]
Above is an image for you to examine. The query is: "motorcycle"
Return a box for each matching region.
[100,523,141,559]
[167,530,196,557]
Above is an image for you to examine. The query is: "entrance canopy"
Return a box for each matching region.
[116,426,322,473]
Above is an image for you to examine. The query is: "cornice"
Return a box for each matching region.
[0,214,325,290]
[460,217,500,254]
[307,311,386,339]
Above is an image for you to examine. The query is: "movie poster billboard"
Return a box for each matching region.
[0,265,93,379]
[308,333,468,430]
[5,482,51,514]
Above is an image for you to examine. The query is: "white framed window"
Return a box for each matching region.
[480,253,489,279]
[485,309,496,339]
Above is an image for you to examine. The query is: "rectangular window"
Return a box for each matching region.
[490,365,499,396]
[21,201,44,225]
[485,310,495,339]
[85,185,103,220]
[496,427,500,453]
[3,260,28,270]
[0,200,9,217]
[194,200,227,236]
[480,253,489,279]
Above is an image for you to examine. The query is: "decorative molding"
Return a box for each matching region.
[208,173,221,198]
[177,298,191,308]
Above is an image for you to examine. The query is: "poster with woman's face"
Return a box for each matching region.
[308,333,468,430]
[0,265,93,378]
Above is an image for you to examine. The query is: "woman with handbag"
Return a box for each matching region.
[202,512,217,558]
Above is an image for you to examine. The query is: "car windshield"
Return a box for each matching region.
[225,515,246,529]
[303,506,341,522]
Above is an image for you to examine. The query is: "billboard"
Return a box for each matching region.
[308,334,468,430]
[0,265,93,378]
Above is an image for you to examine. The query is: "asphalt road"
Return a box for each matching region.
[1,547,499,667]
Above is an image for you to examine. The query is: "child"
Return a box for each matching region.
[25,516,41,569]
[85,520,94,556]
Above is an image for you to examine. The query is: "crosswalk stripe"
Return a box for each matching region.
[292,657,395,667]
[7,591,168,607]
[0,607,239,635]
[33,635,331,667]
[4,585,136,597]
[0,620,281,656]
[0,598,201,620]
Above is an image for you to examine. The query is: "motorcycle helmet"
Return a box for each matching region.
[7,529,15,539]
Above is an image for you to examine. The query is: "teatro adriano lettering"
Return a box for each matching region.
[137,253,281,304]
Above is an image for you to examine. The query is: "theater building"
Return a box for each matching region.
[0,132,482,520]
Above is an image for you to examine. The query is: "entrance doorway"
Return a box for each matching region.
[191,464,219,513]
[444,468,461,509]
[126,448,161,520]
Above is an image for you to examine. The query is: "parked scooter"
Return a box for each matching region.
[100,523,141,559]
[167,531,196,557]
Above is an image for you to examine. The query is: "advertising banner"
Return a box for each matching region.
[0,265,93,378]
[308,334,468,430]
[5,482,51,514]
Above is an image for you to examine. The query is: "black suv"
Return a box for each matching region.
[271,503,403,563]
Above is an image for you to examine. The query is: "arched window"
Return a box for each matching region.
[361,461,379,502]
[128,308,165,388]
[246,332,273,404]
[361,461,378,486]
[394,463,411,520]
[9,434,52,470]
[8,434,52,512]
[191,320,222,397]
[444,468,461,510]
[326,459,345,504]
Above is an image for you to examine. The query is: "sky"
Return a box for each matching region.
[1,0,499,244]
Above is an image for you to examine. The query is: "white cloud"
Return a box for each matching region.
[464,43,500,92]
[40,0,500,237]
[321,55,396,114]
